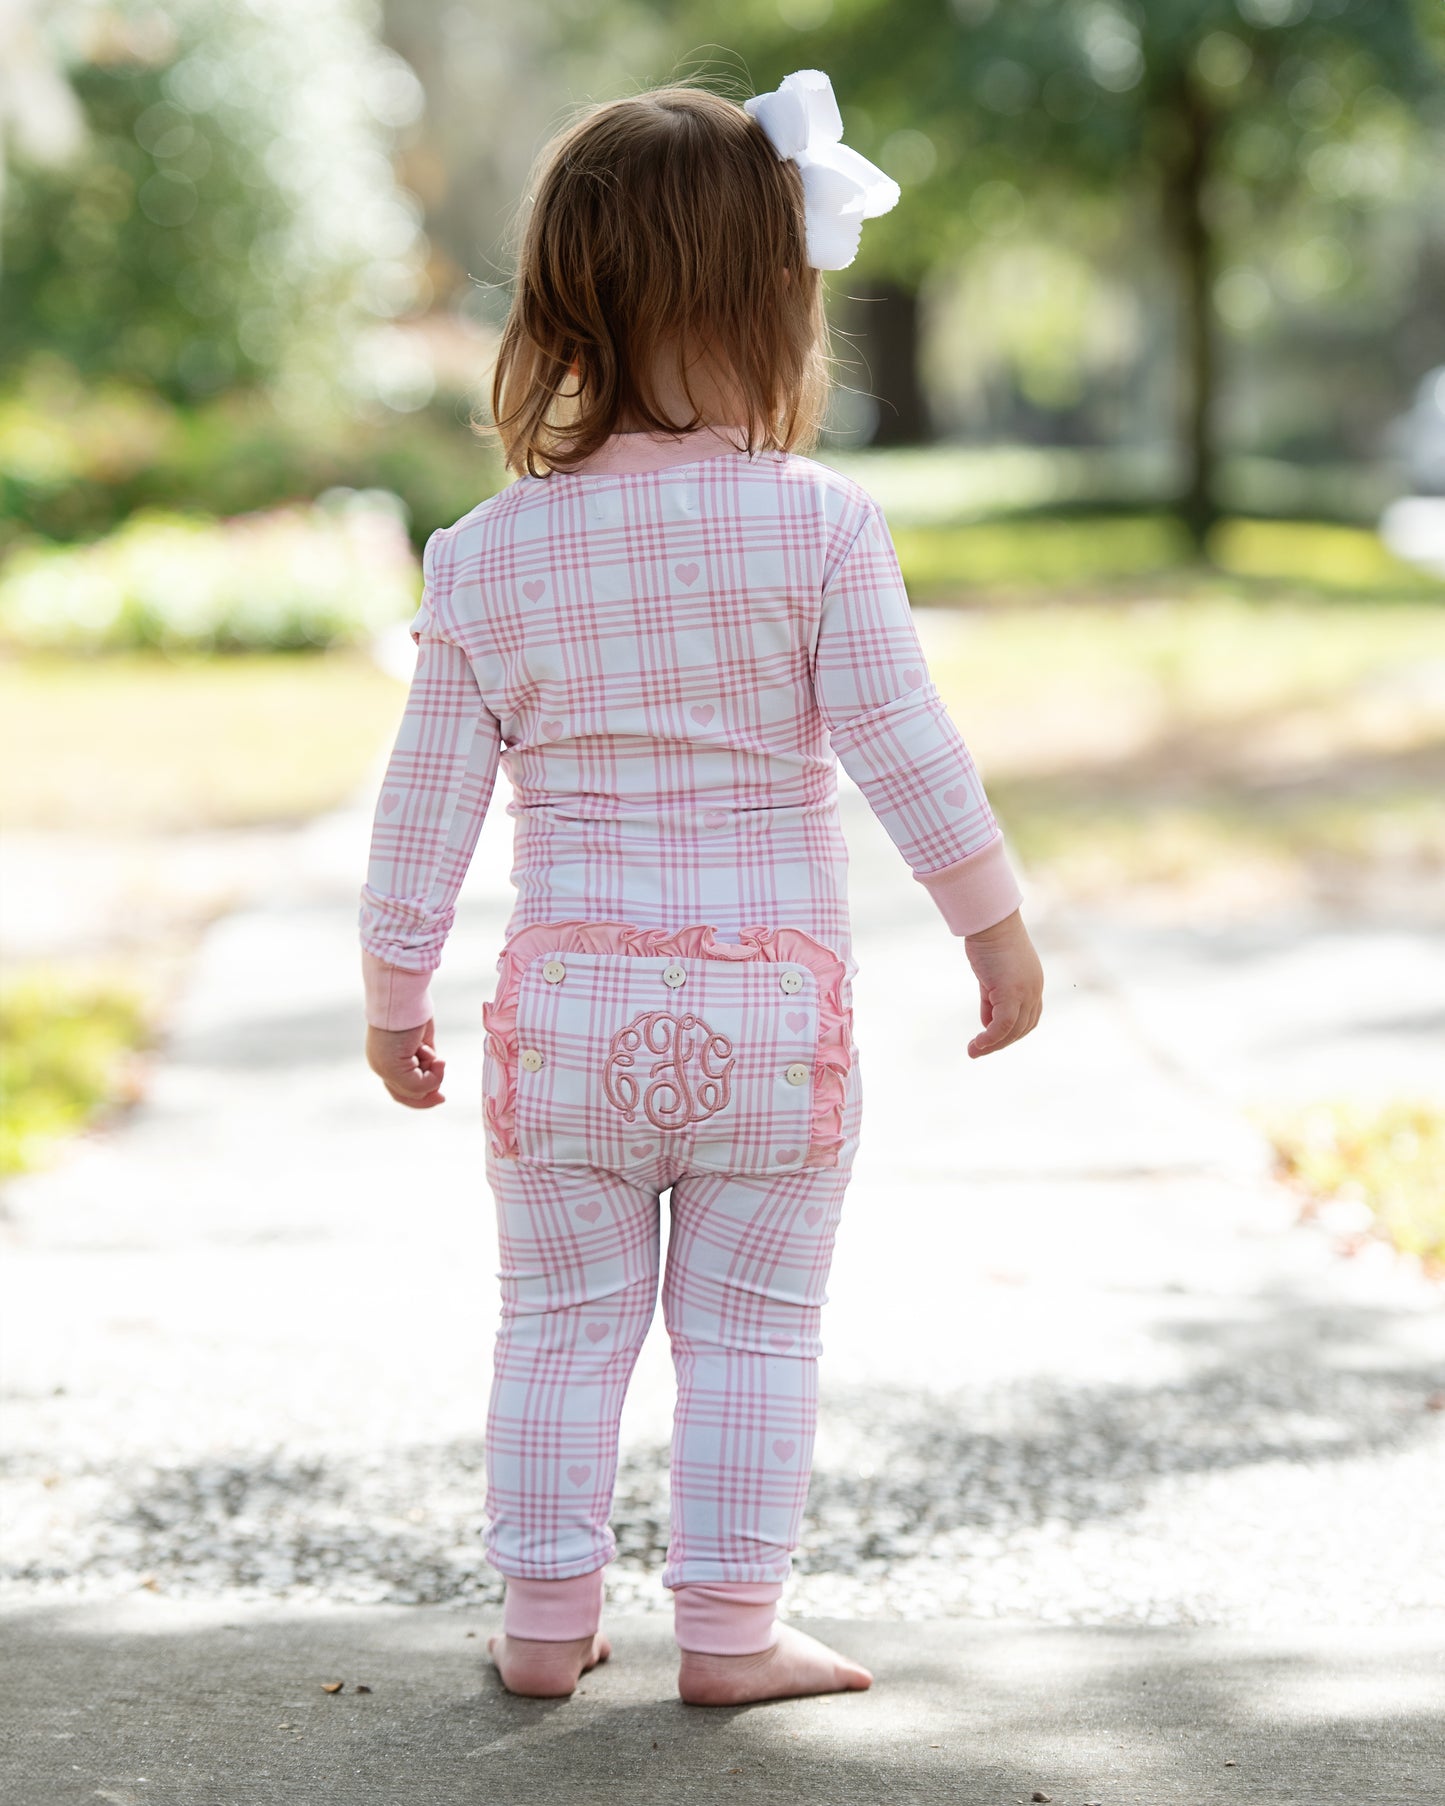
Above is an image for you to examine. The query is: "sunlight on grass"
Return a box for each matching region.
[1211,518,1426,591]
[893,514,1188,592]
[990,790,1445,906]
[929,594,1445,746]
[0,648,405,831]
[820,442,1173,526]
[819,444,1398,535]
[892,513,1439,600]
[1262,1099,1445,1273]
[0,964,150,1177]
[928,594,1445,906]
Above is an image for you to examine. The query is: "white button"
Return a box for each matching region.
[520,1047,545,1072]
[542,960,565,983]
[785,1063,809,1087]
[779,969,804,994]
[663,964,687,988]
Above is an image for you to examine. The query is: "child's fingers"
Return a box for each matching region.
[365,1020,450,1109]
[383,1051,447,1109]
[384,1076,446,1108]
[968,993,1021,1058]
[968,991,1043,1058]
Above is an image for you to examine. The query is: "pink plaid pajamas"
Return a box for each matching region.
[358,424,1022,1650]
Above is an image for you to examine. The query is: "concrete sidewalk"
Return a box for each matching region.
[4,1595,1441,1806]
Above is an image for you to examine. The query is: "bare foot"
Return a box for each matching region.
[487,1630,610,1698]
[678,1623,872,1706]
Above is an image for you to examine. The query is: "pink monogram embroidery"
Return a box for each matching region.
[481,922,853,1167]
[602,1009,735,1131]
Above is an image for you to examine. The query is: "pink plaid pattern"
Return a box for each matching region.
[482,1046,864,1587]
[357,438,1021,1031]
[356,430,1021,1602]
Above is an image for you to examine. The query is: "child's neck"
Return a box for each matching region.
[616,354,748,437]
[614,416,745,439]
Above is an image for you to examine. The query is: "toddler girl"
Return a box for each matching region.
[358,70,1043,1706]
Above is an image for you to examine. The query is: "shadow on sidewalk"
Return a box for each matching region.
[8,1287,1441,1621]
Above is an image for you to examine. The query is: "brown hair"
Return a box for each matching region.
[484,83,832,478]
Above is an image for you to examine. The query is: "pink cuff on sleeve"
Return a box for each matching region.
[914,834,1024,936]
[361,948,435,1031]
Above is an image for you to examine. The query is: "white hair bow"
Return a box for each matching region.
[744,69,900,272]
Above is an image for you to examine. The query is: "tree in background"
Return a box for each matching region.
[379,0,671,331]
[1,0,430,418]
[707,0,1443,546]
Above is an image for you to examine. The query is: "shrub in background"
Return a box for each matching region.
[0,490,420,653]
[0,363,502,557]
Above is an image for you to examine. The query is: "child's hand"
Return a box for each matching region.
[366,1018,447,1108]
[963,909,1044,1059]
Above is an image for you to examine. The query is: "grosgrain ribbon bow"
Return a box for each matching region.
[744,69,900,271]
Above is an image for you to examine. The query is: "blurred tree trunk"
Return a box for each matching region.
[851,280,932,445]
[1164,80,1219,554]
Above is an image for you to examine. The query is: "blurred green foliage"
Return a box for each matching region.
[0,360,500,554]
[695,0,1444,526]
[0,4,507,557]
[0,966,148,1178]
[716,0,1442,277]
[0,491,419,652]
[1,0,427,409]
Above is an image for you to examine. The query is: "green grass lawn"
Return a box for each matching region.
[0,962,151,1177]
[0,645,407,1173]
[0,645,406,831]
[925,590,1445,908]
[891,512,1439,601]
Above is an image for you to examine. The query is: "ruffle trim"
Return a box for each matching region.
[481,920,853,1168]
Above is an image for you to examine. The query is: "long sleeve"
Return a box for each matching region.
[812,496,1023,936]
[357,533,504,1030]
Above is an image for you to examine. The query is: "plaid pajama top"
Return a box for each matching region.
[358,425,1023,1031]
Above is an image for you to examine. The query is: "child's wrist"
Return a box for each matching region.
[963,907,1024,945]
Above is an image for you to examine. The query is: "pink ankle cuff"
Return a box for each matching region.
[672,1581,783,1655]
[502,1568,605,1640]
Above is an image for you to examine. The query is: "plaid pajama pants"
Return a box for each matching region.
[477,921,862,1602]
